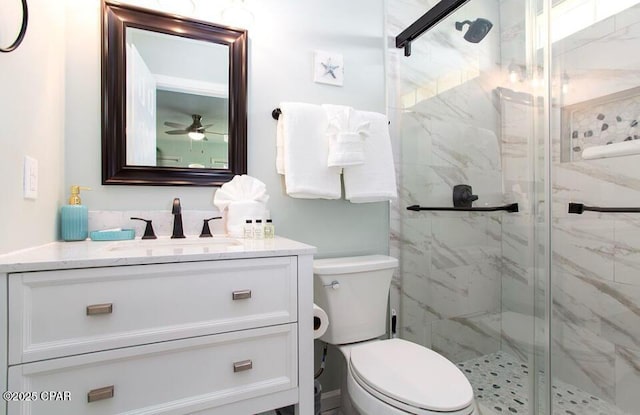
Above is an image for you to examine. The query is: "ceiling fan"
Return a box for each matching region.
[163,114,222,141]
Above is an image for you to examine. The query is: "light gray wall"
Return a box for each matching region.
[0,0,66,255]
[64,0,389,258]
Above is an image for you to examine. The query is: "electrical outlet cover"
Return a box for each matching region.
[23,155,38,199]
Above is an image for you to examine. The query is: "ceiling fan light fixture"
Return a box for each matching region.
[164,114,214,141]
[188,131,205,141]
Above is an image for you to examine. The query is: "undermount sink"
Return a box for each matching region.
[105,237,244,254]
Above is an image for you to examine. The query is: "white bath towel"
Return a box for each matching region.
[343,111,397,203]
[323,104,369,168]
[276,102,341,199]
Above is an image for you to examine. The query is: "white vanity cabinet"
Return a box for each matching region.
[0,238,316,415]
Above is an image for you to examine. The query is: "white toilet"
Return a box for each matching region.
[314,255,477,415]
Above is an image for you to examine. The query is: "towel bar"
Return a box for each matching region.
[568,203,640,214]
[407,203,519,213]
[272,107,390,124]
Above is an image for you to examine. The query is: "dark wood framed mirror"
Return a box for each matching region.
[102,1,247,186]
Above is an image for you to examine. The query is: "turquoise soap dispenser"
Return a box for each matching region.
[61,185,91,241]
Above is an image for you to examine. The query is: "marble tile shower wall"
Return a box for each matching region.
[549,6,640,413]
[387,0,513,364]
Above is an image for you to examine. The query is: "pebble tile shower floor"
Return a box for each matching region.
[459,351,629,415]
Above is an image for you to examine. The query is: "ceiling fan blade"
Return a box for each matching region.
[164,130,187,135]
[202,124,215,129]
[164,121,187,128]
[204,131,226,136]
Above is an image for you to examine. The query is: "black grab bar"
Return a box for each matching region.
[568,203,640,214]
[407,203,519,213]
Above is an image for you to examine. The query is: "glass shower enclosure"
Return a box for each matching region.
[387,0,640,414]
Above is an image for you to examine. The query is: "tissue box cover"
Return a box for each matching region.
[226,201,268,237]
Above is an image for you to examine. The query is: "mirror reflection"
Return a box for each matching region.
[125,27,229,169]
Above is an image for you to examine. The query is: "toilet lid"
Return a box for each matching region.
[349,339,474,412]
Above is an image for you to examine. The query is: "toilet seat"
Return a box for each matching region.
[347,339,475,415]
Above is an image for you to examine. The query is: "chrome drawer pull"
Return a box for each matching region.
[87,385,114,403]
[86,303,113,316]
[232,290,252,300]
[233,359,253,373]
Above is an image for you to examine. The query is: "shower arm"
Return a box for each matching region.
[395,0,471,56]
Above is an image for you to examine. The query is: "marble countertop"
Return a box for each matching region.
[0,236,317,273]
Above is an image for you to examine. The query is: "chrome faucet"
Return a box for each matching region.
[171,198,185,239]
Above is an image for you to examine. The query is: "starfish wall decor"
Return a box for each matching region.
[313,50,344,86]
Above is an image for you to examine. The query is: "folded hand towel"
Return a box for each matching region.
[213,174,269,212]
[323,104,369,168]
[277,102,342,199]
[343,111,397,203]
[213,175,270,236]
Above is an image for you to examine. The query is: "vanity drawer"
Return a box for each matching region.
[7,324,298,415]
[9,256,298,364]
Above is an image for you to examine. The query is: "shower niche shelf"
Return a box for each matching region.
[562,86,640,162]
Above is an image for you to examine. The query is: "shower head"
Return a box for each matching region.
[455,18,493,43]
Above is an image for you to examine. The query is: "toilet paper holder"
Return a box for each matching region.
[313,304,330,340]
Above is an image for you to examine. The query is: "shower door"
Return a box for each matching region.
[548,1,640,414]
[388,0,548,414]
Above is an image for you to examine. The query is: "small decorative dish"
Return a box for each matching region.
[90,229,136,241]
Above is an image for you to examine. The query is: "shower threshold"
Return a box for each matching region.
[458,351,629,415]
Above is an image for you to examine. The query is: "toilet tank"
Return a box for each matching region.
[313,255,398,345]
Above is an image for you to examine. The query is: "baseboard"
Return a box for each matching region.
[321,388,341,411]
